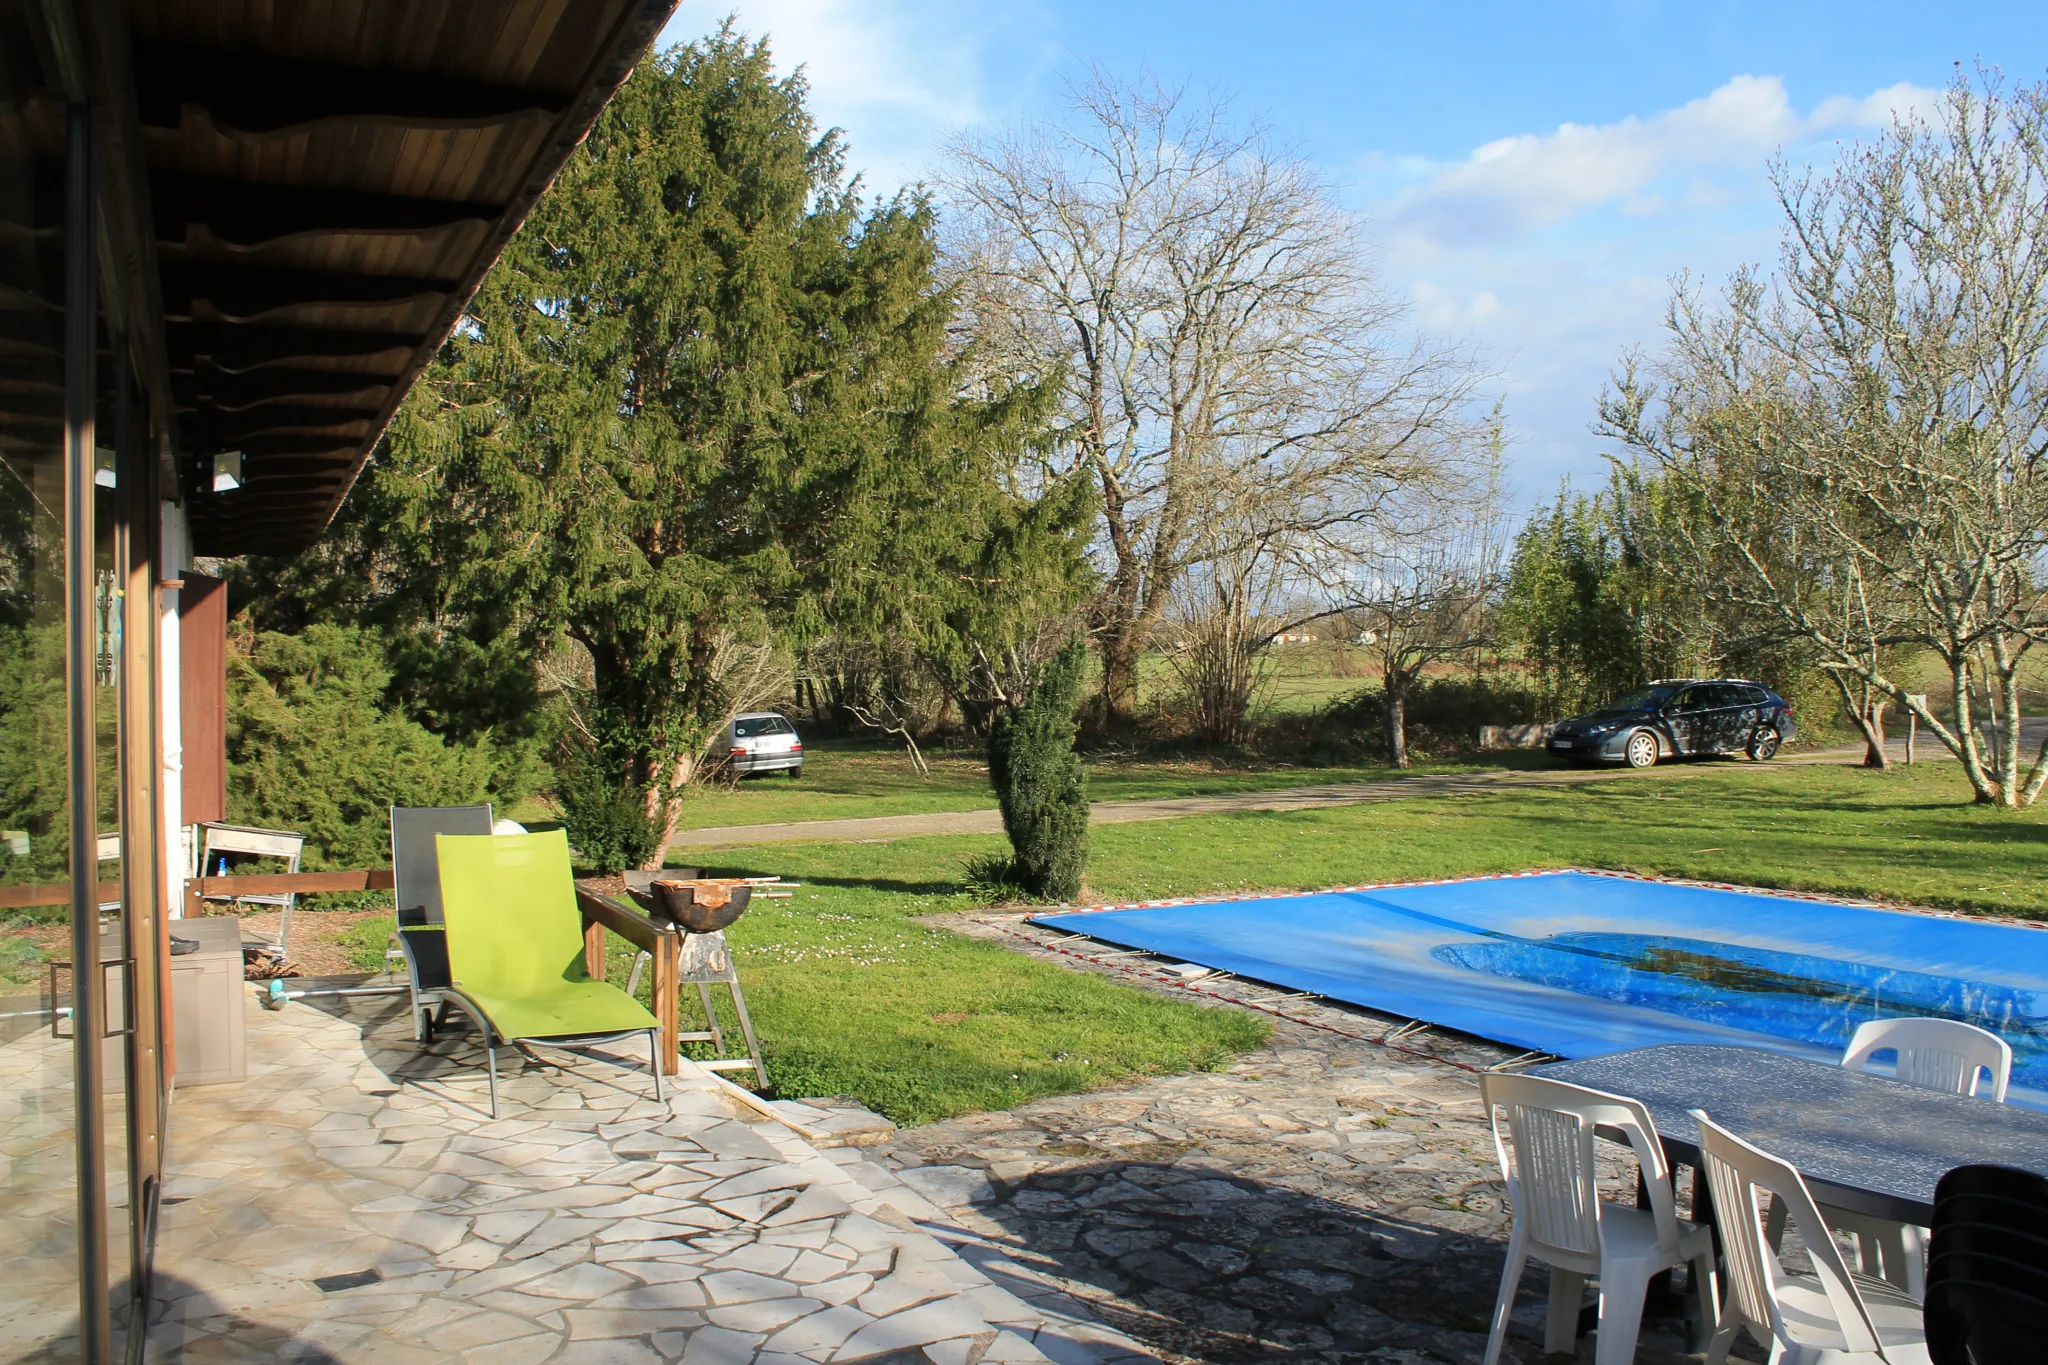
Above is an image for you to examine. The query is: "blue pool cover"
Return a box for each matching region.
[1033,872,2048,1109]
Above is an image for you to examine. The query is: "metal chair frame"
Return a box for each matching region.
[385,804,495,1043]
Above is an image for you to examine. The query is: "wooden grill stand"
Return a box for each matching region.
[576,884,766,1085]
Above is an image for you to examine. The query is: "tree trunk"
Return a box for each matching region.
[1858,699,1889,770]
[1950,659,2005,804]
[1385,677,1410,769]
[641,750,696,871]
[1098,626,1141,724]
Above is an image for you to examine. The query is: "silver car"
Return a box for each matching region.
[709,712,804,777]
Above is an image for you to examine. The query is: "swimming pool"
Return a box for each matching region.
[1033,871,2048,1108]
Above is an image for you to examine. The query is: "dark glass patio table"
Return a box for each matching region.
[1536,1043,2048,1225]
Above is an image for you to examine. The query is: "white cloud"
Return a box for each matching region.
[1359,76,1943,502]
[1382,75,1942,246]
[659,1,1053,195]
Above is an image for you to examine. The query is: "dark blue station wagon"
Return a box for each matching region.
[1545,680,1797,768]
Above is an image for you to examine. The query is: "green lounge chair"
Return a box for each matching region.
[435,829,664,1117]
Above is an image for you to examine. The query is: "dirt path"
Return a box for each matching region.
[675,757,1736,849]
[671,727,2026,850]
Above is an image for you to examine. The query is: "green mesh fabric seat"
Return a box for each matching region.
[436,829,662,1117]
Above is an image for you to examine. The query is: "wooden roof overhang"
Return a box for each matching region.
[118,1,680,556]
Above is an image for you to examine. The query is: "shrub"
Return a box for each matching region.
[1323,674,1543,762]
[987,640,1090,901]
[552,748,659,875]
[226,625,510,869]
[958,852,1030,905]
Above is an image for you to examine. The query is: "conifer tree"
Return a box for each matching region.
[244,26,1088,866]
[986,640,1090,901]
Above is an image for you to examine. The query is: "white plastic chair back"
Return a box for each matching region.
[1691,1109,1883,1358]
[1841,1017,2011,1102]
[1481,1073,1682,1262]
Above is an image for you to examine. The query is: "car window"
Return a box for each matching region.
[1744,686,1771,705]
[1669,687,1703,710]
[734,716,792,738]
[1607,686,1680,711]
[1702,685,1740,707]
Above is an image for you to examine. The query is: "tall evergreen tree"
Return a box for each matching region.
[245,27,1088,866]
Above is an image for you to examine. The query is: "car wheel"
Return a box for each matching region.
[1747,729,1782,761]
[1624,730,1660,769]
[787,764,803,779]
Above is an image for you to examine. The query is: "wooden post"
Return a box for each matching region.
[1906,693,1925,765]
[572,883,680,1075]
[653,931,680,1075]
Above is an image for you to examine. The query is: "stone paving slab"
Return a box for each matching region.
[852,915,1738,1365]
[145,986,1159,1365]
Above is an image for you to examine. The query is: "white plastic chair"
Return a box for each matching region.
[1828,1018,2013,1296]
[1692,1109,1928,1365]
[1479,1073,1718,1365]
[1840,1017,2011,1102]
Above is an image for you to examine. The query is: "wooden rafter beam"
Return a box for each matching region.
[182,404,380,440]
[180,433,362,458]
[166,323,423,370]
[134,41,572,134]
[173,369,393,410]
[159,261,455,317]
[152,174,498,246]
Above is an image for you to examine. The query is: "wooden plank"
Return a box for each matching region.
[189,870,394,896]
[653,930,679,1076]
[0,880,122,910]
[583,915,606,983]
[178,574,227,825]
[572,885,667,955]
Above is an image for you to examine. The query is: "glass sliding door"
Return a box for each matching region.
[0,4,166,1358]
[0,0,85,1356]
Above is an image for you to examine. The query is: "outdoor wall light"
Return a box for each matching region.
[94,445,116,488]
[212,450,243,492]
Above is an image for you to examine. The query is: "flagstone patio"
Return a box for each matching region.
[146,984,1158,1365]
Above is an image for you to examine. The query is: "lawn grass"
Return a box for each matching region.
[341,757,2044,1126]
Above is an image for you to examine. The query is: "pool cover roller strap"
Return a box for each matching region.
[1034,872,2048,1109]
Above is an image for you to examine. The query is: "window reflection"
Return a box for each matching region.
[0,0,82,1354]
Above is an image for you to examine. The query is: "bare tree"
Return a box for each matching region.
[1331,467,1507,768]
[1162,545,1285,747]
[1603,74,2048,805]
[943,72,1479,723]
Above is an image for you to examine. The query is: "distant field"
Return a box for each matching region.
[1131,641,1375,718]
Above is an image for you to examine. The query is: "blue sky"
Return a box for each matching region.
[659,3,2048,504]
